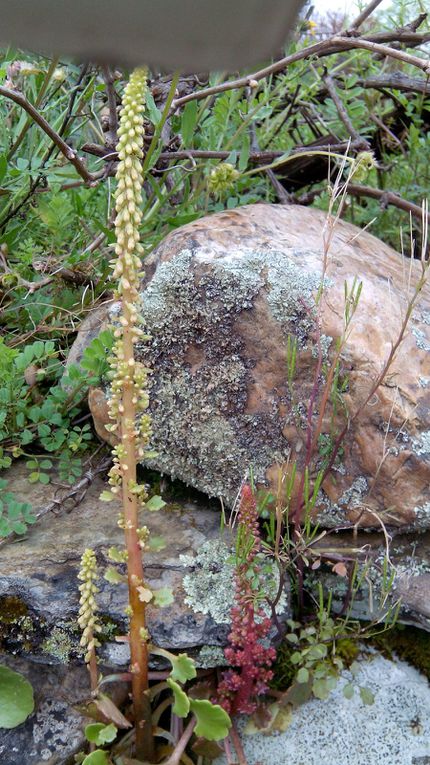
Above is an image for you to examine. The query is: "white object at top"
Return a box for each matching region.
[0,0,305,71]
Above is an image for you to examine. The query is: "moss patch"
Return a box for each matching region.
[371,624,430,679]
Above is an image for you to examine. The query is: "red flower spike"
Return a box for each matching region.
[217,484,276,715]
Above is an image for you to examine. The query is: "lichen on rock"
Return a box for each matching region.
[80,203,430,529]
[180,538,289,625]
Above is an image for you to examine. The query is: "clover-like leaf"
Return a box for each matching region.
[343,682,355,700]
[107,547,128,563]
[82,750,110,765]
[152,587,174,608]
[170,653,197,683]
[0,665,34,728]
[167,678,190,717]
[359,686,375,705]
[312,677,330,700]
[85,722,118,745]
[104,566,127,584]
[100,490,115,502]
[189,699,231,741]
[147,535,166,552]
[145,495,166,512]
[296,667,309,684]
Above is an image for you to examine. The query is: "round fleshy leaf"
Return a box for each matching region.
[189,699,231,741]
[0,665,34,728]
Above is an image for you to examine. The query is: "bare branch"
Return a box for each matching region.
[359,73,430,94]
[0,84,100,184]
[348,0,385,32]
[347,183,430,222]
[171,35,430,110]
[82,140,365,166]
[323,73,369,148]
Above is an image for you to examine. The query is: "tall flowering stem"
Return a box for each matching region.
[106,67,154,761]
[77,548,101,693]
[217,485,276,715]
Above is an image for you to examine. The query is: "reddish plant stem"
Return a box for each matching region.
[120,300,153,761]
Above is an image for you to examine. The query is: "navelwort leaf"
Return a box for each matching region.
[189,699,232,741]
[0,665,34,728]
[85,722,118,745]
[167,678,190,717]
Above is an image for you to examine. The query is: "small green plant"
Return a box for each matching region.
[0,477,35,536]
[284,598,376,705]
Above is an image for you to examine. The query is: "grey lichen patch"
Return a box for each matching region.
[339,476,369,506]
[312,333,333,359]
[32,698,83,760]
[412,431,430,458]
[41,623,81,663]
[129,247,322,504]
[196,645,229,669]
[316,477,369,527]
[412,502,430,530]
[105,246,334,504]
[181,540,235,624]
[412,327,430,352]
[263,250,323,336]
[181,539,288,625]
[419,310,430,326]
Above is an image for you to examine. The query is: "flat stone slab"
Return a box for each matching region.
[312,528,430,631]
[0,462,230,662]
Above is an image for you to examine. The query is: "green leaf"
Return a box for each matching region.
[10,520,27,535]
[181,101,198,147]
[100,490,115,502]
[0,154,7,182]
[107,547,127,563]
[166,678,190,717]
[0,665,34,728]
[145,495,166,512]
[296,667,309,684]
[146,91,162,126]
[350,661,361,678]
[189,699,232,741]
[343,682,355,700]
[169,653,197,683]
[152,587,174,608]
[104,566,126,584]
[238,133,250,172]
[312,677,331,700]
[82,751,110,765]
[21,429,34,445]
[359,686,375,705]
[147,535,166,552]
[85,722,118,745]
[290,651,302,665]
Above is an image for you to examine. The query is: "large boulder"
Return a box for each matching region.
[72,204,430,529]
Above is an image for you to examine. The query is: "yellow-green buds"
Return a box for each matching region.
[112,66,147,299]
[208,162,240,197]
[106,66,153,502]
[353,151,377,182]
[77,548,101,664]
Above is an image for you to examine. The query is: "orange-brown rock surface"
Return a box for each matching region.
[71,204,430,529]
